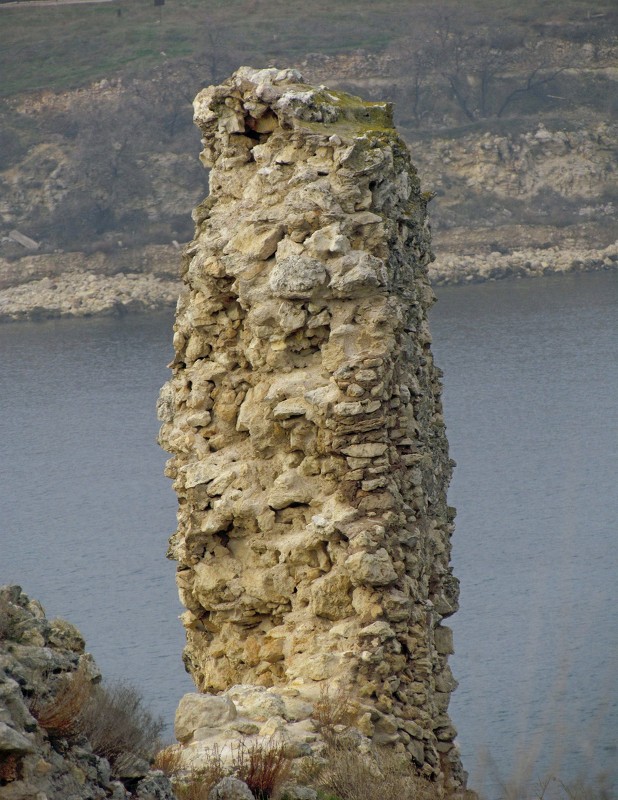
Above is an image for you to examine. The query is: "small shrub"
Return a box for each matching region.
[31,664,93,737]
[312,686,357,742]
[31,669,163,773]
[234,738,290,800]
[78,679,164,770]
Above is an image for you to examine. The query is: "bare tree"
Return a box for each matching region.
[45,92,150,246]
[427,12,569,122]
[496,58,568,118]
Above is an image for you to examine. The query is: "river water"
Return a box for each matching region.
[1,272,616,798]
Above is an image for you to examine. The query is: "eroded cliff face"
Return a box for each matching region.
[159,67,465,791]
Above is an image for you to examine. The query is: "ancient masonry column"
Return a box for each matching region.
[159,67,466,790]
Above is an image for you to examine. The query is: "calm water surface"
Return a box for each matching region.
[0,272,616,797]
[430,272,617,796]
[0,311,194,724]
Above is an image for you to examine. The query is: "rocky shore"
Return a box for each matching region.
[0,269,179,322]
[0,244,180,323]
[0,240,616,323]
[430,241,618,286]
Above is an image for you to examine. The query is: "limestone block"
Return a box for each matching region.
[193,558,243,607]
[435,665,459,693]
[0,680,37,733]
[269,256,328,299]
[305,224,350,257]
[292,652,340,681]
[277,302,307,332]
[228,223,284,260]
[225,686,286,721]
[310,572,354,620]
[267,469,316,509]
[359,621,396,641]
[209,777,255,800]
[329,252,388,297]
[434,625,454,655]
[175,694,237,743]
[345,549,398,587]
[340,443,388,458]
[242,563,296,605]
[280,696,314,722]
[0,721,35,754]
[273,398,310,420]
[258,715,286,737]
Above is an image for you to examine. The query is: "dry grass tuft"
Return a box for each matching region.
[78,679,164,770]
[173,745,226,800]
[312,686,358,742]
[171,739,290,800]
[234,738,290,800]
[313,741,439,800]
[31,664,93,737]
[153,744,184,777]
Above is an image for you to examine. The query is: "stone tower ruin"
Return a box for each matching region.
[159,67,467,792]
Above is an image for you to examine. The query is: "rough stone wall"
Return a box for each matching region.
[159,67,465,790]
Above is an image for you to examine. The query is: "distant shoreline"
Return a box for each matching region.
[0,0,115,8]
[0,241,616,323]
[430,240,618,286]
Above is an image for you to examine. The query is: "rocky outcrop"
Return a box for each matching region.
[0,245,180,322]
[159,68,467,794]
[415,123,618,205]
[0,585,175,800]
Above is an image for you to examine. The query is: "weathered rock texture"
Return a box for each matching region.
[159,67,466,792]
[0,585,175,800]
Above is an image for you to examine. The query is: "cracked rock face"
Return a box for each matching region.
[159,67,466,791]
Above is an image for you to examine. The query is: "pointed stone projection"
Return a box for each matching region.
[159,67,467,793]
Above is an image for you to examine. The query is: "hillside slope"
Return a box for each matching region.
[0,0,616,318]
